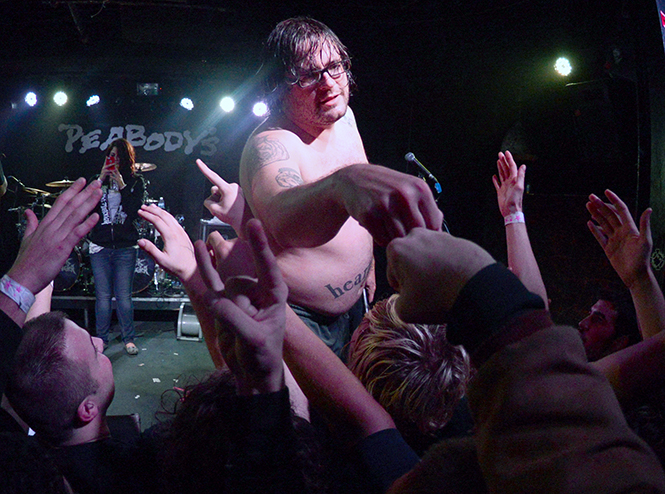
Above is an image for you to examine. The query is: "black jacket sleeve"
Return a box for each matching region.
[0,310,22,397]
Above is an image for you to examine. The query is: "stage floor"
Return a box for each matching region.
[97,319,214,432]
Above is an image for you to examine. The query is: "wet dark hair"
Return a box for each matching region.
[260,17,354,112]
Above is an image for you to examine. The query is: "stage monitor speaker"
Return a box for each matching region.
[176,302,202,341]
[199,217,237,241]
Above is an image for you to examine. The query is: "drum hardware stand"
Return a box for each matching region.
[79,264,94,294]
[152,264,165,293]
[147,264,186,297]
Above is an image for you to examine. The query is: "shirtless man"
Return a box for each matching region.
[239,17,442,359]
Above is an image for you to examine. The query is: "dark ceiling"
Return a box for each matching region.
[2,0,655,80]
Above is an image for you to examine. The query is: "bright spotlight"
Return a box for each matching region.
[219,96,235,113]
[54,91,68,106]
[180,98,194,110]
[25,92,37,107]
[253,101,268,117]
[554,57,572,77]
[87,95,100,107]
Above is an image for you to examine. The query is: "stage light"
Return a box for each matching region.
[180,97,194,110]
[25,92,37,107]
[253,101,268,117]
[219,96,235,113]
[54,91,68,106]
[554,57,572,76]
[87,95,100,107]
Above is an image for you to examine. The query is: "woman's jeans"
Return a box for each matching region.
[90,247,137,344]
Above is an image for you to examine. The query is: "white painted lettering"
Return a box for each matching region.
[184,129,210,155]
[163,132,184,152]
[79,130,102,154]
[59,124,84,153]
[144,132,166,151]
[126,125,147,147]
[101,127,125,150]
[200,136,219,156]
[59,123,219,156]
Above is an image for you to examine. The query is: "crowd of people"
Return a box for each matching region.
[2,14,665,494]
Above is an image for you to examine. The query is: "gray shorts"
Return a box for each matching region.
[290,295,367,362]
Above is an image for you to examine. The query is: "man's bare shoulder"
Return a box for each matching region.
[240,124,305,185]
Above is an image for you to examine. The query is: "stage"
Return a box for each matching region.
[51,289,204,342]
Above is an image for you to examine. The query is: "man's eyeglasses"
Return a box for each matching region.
[288,60,351,89]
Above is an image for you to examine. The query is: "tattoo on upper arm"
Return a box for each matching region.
[275,168,303,188]
[246,135,290,184]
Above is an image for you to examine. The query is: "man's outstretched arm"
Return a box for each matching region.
[240,129,442,248]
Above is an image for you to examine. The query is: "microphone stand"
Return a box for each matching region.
[404,153,450,233]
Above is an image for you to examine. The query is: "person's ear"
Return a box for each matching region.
[76,397,100,424]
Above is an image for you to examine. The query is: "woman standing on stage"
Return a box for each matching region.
[88,138,145,355]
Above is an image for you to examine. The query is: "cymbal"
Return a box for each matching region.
[45,179,75,188]
[23,186,51,196]
[135,162,157,173]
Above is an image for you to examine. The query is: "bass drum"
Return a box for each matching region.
[132,249,156,294]
[54,248,82,292]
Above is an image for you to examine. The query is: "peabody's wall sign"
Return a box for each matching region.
[58,124,219,156]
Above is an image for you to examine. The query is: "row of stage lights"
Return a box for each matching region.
[20,90,270,117]
[16,57,573,115]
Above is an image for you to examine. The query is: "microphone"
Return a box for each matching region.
[404,152,442,194]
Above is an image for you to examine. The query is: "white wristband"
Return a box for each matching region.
[504,211,525,226]
[0,275,36,313]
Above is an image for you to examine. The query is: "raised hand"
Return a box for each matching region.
[205,230,256,281]
[107,166,126,188]
[335,164,444,246]
[194,219,287,394]
[493,150,526,217]
[492,150,549,307]
[137,204,197,282]
[197,159,253,236]
[587,189,665,339]
[386,228,494,324]
[586,189,652,289]
[99,155,117,183]
[8,178,101,296]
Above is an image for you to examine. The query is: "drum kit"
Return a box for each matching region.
[10,163,186,297]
